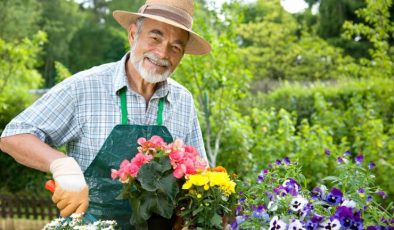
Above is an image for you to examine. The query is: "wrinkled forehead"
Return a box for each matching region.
[138,18,190,43]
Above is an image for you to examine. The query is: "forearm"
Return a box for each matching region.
[0,134,66,172]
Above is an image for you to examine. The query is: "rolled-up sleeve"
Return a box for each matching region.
[1,80,81,148]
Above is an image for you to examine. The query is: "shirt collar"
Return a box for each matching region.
[113,52,171,102]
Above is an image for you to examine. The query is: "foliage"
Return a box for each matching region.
[54,61,72,84]
[316,0,370,59]
[176,1,252,167]
[241,78,394,197]
[0,0,41,41]
[0,31,46,130]
[342,0,394,79]
[238,0,354,81]
[232,155,393,229]
[39,0,85,87]
[0,32,48,195]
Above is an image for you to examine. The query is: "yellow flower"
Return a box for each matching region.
[197,194,202,199]
[182,174,209,190]
[182,180,193,190]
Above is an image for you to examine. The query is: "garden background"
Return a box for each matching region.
[0,0,393,218]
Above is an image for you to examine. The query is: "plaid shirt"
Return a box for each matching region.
[1,53,206,171]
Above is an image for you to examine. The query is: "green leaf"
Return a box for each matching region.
[211,213,222,228]
[192,205,204,216]
[138,160,179,201]
[139,191,174,219]
[322,176,341,183]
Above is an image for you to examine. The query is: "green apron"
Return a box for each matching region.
[84,87,174,230]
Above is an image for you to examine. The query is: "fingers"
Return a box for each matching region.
[52,185,64,203]
[51,185,90,217]
[60,203,79,217]
[75,200,89,214]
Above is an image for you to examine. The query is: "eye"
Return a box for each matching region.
[172,45,183,54]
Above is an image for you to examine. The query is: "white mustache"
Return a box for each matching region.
[144,52,171,68]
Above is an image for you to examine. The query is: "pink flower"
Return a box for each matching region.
[137,136,167,155]
[111,169,119,180]
[137,137,147,146]
[169,151,185,162]
[173,166,185,179]
[150,135,166,146]
[131,152,153,168]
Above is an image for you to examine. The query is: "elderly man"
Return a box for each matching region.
[0,0,210,229]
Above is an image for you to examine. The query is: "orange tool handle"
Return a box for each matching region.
[45,180,56,193]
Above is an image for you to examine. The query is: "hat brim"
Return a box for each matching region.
[113,10,211,55]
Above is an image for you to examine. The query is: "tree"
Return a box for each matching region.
[176,1,253,167]
[0,32,48,194]
[38,0,85,87]
[342,0,394,79]
[0,0,41,41]
[238,0,354,81]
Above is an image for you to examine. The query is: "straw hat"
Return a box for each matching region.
[113,0,211,55]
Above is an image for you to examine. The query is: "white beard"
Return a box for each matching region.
[129,41,172,84]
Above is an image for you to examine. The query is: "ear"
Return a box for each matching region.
[128,23,138,45]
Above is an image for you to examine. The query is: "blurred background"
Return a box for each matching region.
[0,0,393,219]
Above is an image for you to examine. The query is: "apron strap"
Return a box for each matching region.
[157,97,164,126]
[120,87,128,125]
[119,87,165,126]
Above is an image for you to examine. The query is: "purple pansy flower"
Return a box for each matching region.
[320,218,341,230]
[376,191,387,199]
[325,148,331,156]
[288,219,305,230]
[269,216,287,230]
[337,157,344,163]
[235,205,242,215]
[274,185,288,197]
[332,206,363,230]
[282,178,301,196]
[231,215,248,229]
[290,196,308,212]
[275,159,282,165]
[368,162,376,170]
[284,157,290,165]
[343,150,351,156]
[311,186,326,200]
[324,187,343,205]
[257,174,265,183]
[332,206,354,229]
[300,202,314,218]
[251,205,266,219]
[305,214,323,230]
[355,155,364,165]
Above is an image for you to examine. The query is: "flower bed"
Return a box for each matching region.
[231,151,393,229]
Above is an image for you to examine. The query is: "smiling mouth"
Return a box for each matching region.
[145,57,168,68]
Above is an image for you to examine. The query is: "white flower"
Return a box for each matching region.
[318,219,341,230]
[341,199,356,208]
[42,214,117,230]
[290,196,308,212]
[268,201,278,211]
[288,219,306,230]
[269,216,287,230]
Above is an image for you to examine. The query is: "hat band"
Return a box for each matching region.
[138,4,193,29]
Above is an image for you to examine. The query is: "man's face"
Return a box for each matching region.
[129,18,189,83]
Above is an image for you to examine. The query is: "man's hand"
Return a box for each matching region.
[52,184,89,217]
[50,157,89,217]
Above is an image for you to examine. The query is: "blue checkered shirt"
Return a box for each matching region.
[1,53,206,171]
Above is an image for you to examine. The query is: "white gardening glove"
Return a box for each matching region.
[50,157,89,217]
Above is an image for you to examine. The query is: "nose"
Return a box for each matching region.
[155,42,170,59]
